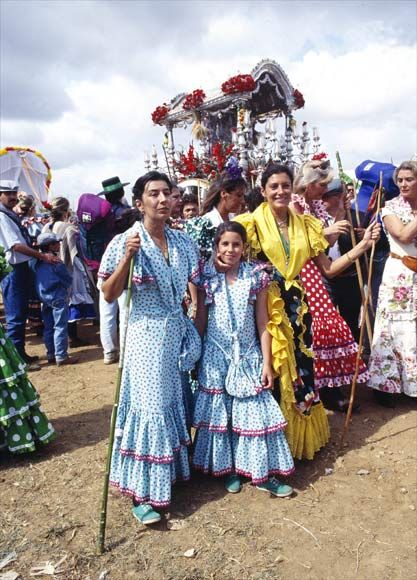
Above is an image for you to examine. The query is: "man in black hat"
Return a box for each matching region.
[99,176,130,221]
[0,180,61,366]
[98,177,130,365]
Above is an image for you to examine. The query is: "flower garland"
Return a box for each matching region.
[221,74,256,95]
[293,89,305,109]
[151,104,170,124]
[173,141,237,180]
[182,89,206,111]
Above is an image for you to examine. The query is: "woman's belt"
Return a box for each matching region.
[390,252,417,273]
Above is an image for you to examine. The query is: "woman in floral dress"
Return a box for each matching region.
[368,160,417,405]
[0,246,56,454]
[291,159,369,411]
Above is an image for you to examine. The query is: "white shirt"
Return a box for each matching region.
[0,212,31,265]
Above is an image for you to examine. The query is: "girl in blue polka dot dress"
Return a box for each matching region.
[193,222,294,496]
[99,172,201,525]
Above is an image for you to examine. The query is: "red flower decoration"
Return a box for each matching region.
[293,89,305,109]
[151,105,170,124]
[311,152,328,161]
[221,74,256,95]
[182,89,206,111]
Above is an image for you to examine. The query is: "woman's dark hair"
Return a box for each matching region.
[132,171,172,200]
[201,174,246,215]
[261,164,294,189]
[182,193,198,206]
[214,221,247,247]
[245,187,264,212]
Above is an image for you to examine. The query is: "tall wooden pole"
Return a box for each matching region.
[97,258,135,555]
[340,172,383,448]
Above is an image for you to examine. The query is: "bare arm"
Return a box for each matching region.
[194,288,208,337]
[256,287,274,389]
[314,221,380,279]
[101,233,140,302]
[12,243,61,264]
[187,282,198,320]
[383,214,417,245]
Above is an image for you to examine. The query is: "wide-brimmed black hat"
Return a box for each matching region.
[98,176,129,196]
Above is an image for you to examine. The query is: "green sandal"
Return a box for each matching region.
[132,504,161,525]
[225,474,242,494]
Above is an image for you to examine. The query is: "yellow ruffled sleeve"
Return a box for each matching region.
[233,212,262,257]
[303,215,329,258]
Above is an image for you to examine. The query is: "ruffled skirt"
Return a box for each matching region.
[192,387,294,484]
[301,260,369,388]
[0,324,56,453]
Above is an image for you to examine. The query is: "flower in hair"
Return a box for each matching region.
[225,157,243,180]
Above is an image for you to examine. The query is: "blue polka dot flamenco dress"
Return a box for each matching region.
[192,261,294,484]
[98,222,201,508]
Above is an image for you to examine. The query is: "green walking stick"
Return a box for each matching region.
[97,257,135,555]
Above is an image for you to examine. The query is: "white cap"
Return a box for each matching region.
[0,179,19,192]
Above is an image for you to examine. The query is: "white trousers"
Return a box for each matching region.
[99,291,126,357]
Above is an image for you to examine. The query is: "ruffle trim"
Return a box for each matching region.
[192,421,287,436]
[110,478,190,508]
[115,403,191,462]
[313,341,358,359]
[282,400,330,461]
[120,439,191,464]
[315,368,369,389]
[192,464,295,484]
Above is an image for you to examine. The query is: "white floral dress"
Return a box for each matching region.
[368,196,417,396]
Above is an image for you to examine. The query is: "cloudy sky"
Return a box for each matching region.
[1,0,416,205]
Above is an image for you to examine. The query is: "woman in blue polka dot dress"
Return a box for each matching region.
[99,171,201,525]
[193,222,294,496]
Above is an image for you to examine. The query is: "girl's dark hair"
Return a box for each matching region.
[261,164,294,189]
[245,186,264,212]
[214,221,247,247]
[182,192,198,206]
[132,171,172,200]
[201,174,246,215]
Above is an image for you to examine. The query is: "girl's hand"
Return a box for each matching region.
[261,363,274,390]
[363,221,381,246]
[213,252,231,273]
[125,233,141,258]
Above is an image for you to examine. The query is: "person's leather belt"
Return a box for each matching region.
[390,252,417,273]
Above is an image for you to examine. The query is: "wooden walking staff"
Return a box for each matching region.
[335,152,373,345]
[97,257,135,555]
[340,171,383,448]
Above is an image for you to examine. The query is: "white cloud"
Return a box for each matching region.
[1,0,416,205]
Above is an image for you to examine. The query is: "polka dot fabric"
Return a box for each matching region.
[98,222,201,508]
[0,324,56,454]
[192,261,294,483]
[292,193,369,388]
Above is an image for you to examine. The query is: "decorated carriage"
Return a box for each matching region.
[146,59,322,202]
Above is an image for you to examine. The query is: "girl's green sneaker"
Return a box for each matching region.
[132,504,161,525]
[225,474,242,494]
[256,477,293,497]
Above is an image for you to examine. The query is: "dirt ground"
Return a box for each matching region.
[0,320,416,580]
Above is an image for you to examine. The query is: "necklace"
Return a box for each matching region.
[275,215,289,228]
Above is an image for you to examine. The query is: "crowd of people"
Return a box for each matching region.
[0,156,416,526]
